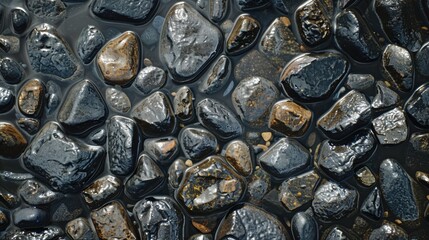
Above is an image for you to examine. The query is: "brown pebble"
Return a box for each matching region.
[18,79,45,117]
[192,218,217,234]
[261,132,272,141]
[185,159,193,167]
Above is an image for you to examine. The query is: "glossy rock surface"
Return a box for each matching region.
[269,99,312,137]
[279,170,320,211]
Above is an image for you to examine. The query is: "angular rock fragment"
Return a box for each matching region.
[317,90,371,140]
[372,81,400,110]
[174,86,194,122]
[168,158,187,188]
[316,129,376,179]
[216,204,288,240]
[91,201,137,240]
[269,99,312,137]
[369,221,408,240]
[27,24,81,79]
[134,66,166,94]
[179,126,217,160]
[11,8,30,33]
[66,218,97,240]
[295,0,331,47]
[279,170,320,211]
[105,88,131,113]
[380,159,420,223]
[291,212,319,240]
[259,138,311,178]
[18,79,45,117]
[416,42,429,76]
[224,140,253,177]
[0,122,27,158]
[405,83,429,128]
[335,9,381,62]
[381,44,413,91]
[280,52,349,102]
[160,2,222,82]
[50,198,83,222]
[355,166,376,187]
[0,57,24,84]
[361,187,383,220]
[197,98,242,140]
[374,0,423,52]
[131,91,176,137]
[26,0,66,19]
[58,79,108,135]
[92,0,158,23]
[312,181,357,220]
[227,14,261,55]
[259,17,300,67]
[372,108,408,145]
[97,31,140,86]
[198,55,231,94]
[82,175,122,208]
[18,180,62,205]
[22,122,105,193]
[17,118,40,135]
[345,74,374,91]
[77,25,105,64]
[133,196,183,240]
[144,137,178,164]
[232,76,278,127]
[13,207,49,228]
[125,154,164,199]
[90,129,106,145]
[177,156,245,214]
[210,0,227,22]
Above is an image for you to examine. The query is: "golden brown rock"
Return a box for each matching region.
[18,79,44,117]
[0,122,27,158]
[269,99,312,137]
[97,32,140,86]
[224,140,253,176]
[192,217,217,234]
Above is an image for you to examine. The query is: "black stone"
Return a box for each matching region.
[198,55,231,94]
[179,126,217,160]
[345,74,374,91]
[0,86,13,113]
[50,198,83,222]
[324,226,359,240]
[133,196,183,240]
[316,129,376,180]
[312,181,357,220]
[11,8,29,33]
[90,128,106,145]
[125,154,164,199]
[369,221,408,240]
[280,52,349,102]
[226,14,261,55]
[131,91,176,137]
[216,204,289,240]
[291,212,318,240]
[17,118,40,135]
[92,0,159,23]
[144,137,178,164]
[0,186,20,208]
[210,0,227,22]
[361,187,383,220]
[248,167,271,202]
[235,0,270,10]
[374,0,423,52]
[108,116,140,176]
[416,42,429,76]
[134,66,166,94]
[22,121,105,193]
[26,0,66,19]
[13,207,49,229]
[160,2,222,82]
[406,83,429,128]
[27,24,81,79]
[77,25,105,64]
[317,90,371,140]
[259,138,311,179]
[18,180,62,205]
[335,9,381,62]
[58,79,108,135]
[381,44,413,91]
[196,98,242,141]
[0,57,24,84]
[372,81,400,110]
[379,159,420,223]
[406,133,429,170]
[295,0,331,47]
[168,158,186,188]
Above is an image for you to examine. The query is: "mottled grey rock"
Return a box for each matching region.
[0,35,20,54]
[22,121,105,193]
[279,170,319,211]
[92,0,158,23]
[372,108,408,145]
[105,87,131,113]
[361,187,383,220]
[18,180,62,205]
[291,212,318,240]
[26,0,66,19]
[160,2,222,82]
[134,66,166,94]
[2,226,65,239]
[259,138,311,179]
[50,198,83,222]
[369,221,408,240]
[224,140,253,177]
[210,0,227,22]
[77,25,105,64]
[0,57,24,84]
[372,81,400,109]
[235,0,270,10]
[345,74,374,91]
[381,44,413,91]
[17,118,40,135]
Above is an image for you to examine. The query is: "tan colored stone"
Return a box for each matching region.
[18,79,44,117]
[0,122,27,158]
[269,99,312,137]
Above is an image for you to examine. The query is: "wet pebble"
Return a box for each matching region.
[312,181,357,220]
[224,140,253,176]
[381,44,413,91]
[132,91,176,137]
[18,79,45,117]
[345,74,375,91]
[82,175,122,208]
[105,87,131,113]
[234,50,279,81]
[317,90,371,140]
[92,0,158,23]
[279,170,320,211]
[174,86,194,122]
[2,226,65,239]
[108,116,140,176]
[0,122,27,159]
[133,196,183,240]
[13,207,49,229]
[0,186,20,208]
[97,31,140,86]
[216,204,288,240]
[77,25,105,64]
[177,155,245,214]
[144,137,179,164]
[66,217,97,240]
[295,0,331,47]
[416,171,429,189]
[371,81,400,110]
[369,221,408,240]
[232,76,279,127]
[0,58,24,85]
[324,226,358,240]
[90,128,106,145]
[58,79,108,135]
[259,138,311,179]
[91,201,137,240]
[0,35,20,54]
[134,66,166,94]
[18,180,62,205]
[235,0,270,10]
[361,187,383,220]
[50,198,83,222]
[168,158,187,188]
[268,99,312,137]
[179,126,217,160]
[160,2,222,82]
[210,0,227,22]
[125,153,164,199]
[0,86,13,113]
[22,121,105,193]
[227,14,261,55]
[17,118,40,135]
[198,55,231,94]
[291,212,319,240]
[247,167,271,202]
[27,0,66,19]
[280,52,349,102]
[405,83,429,128]
[355,166,376,187]
[416,42,429,76]
[11,8,30,33]
[372,107,408,145]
